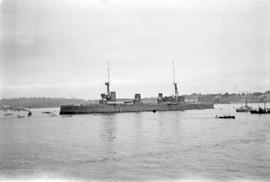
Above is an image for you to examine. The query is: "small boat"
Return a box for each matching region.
[28,111,32,117]
[236,100,252,112]
[42,111,53,114]
[50,113,57,117]
[17,115,25,118]
[216,104,235,119]
[4,113,13,116]
[215,115,235,119]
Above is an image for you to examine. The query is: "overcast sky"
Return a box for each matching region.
[0,0,269,99]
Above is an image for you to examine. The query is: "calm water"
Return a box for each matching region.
[0,103,270,181]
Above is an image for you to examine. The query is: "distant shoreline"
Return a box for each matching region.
[1,91,269,109]
[1,102,269,111]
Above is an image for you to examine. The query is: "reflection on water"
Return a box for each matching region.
[100,115,117,159]
[134,113,143,151]
[0,104,270,181]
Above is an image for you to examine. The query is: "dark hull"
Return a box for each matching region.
[236,110,249,112]
[60,103,214,115]
[236,109,252,112]
[236,106,252,112]
[216,116,235,119]
[250,110,270,114]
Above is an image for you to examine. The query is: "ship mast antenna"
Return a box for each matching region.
[107,60,110,84]
[173,59,176,84]
[105,60,111,98]
[173,59,179,98]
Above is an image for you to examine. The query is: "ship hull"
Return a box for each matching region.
[60,103,214,115]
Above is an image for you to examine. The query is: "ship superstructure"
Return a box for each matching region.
[100,62,117,104]
[157,60,185,104]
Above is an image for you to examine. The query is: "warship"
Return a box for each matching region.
[60,63,214,115]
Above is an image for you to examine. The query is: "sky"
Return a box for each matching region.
[0,0,270,99]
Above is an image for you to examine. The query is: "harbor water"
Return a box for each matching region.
[0,103,270,181]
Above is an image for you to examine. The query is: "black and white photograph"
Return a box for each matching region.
[0,0,270,181]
